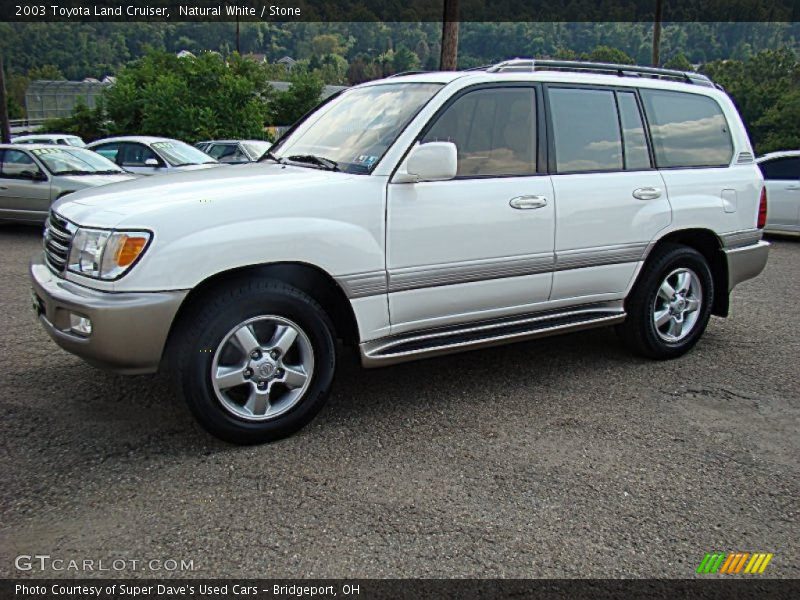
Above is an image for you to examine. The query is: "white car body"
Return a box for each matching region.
[86,136,221,176]
[30,61,770,441]
[12,133,86,147]
[757,150,800,235]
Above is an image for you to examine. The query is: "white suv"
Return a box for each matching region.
[30,60,770,443]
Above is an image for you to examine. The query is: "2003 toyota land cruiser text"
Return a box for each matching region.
[30,60,770,443]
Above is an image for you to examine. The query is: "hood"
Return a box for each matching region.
[59,173,137,187]
[172,163,223,172]
[53,162,358,227]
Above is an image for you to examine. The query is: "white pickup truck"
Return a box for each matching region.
[31,59,769,443]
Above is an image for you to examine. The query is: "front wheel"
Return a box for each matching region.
[618,244,714,360]
[171,279,336,444]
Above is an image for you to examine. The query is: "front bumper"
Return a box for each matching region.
[723,240,770,292]
[30,257,188,374]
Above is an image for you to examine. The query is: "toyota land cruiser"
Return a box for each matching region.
[30,59,770,443]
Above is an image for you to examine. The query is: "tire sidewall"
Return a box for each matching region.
[179,282,336,443]
[637,247,714,358]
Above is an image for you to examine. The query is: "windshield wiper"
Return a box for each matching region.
[286,154,339,171]
[55,170,94,176]
[258,149,286,164]
[93,169,124,175]
[171,162,199,167]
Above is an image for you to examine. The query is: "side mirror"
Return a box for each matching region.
[144,158,160,167]
[397,142,458,183]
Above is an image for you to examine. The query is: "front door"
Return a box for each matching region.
[387,85,555,334]
[0,149,52,221]
[760,155,800,229]
[546,86,671,301]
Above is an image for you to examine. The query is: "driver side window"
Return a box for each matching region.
[0,149,41,179]
[421,87,537,177]
[119,143,160,167]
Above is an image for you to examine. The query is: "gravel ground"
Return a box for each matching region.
[0,223,797,579]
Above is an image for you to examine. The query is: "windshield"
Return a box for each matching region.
[273,83,442,174]
[151,141,218,166]
[30,147,125,175]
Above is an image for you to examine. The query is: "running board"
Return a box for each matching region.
[360,304,626,367]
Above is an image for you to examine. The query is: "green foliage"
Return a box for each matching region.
[663,53,694,71]
[104,51,273,142]
[268,71,325,126]
[584,46,635,64]
[703,49,800,153]
[40,98,109,141]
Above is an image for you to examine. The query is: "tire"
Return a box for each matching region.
[617,243,714,360]
[171,278,336,444]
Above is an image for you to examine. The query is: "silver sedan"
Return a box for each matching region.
[0,144,135,224]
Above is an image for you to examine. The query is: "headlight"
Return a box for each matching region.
[67,228,151,280]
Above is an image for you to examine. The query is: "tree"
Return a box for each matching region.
[40,98,109,142]
[269,71,325,126]
[756,89,800,153]
[585,46,635,64]
[103,50,273,142]
[664,52,693,71]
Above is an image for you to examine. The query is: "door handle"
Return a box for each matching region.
[632,187,662,200]
[0,186,7,190]
[509,195,548,209]
[786,184,800,191]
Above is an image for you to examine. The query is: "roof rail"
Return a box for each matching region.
[387,70,430,78]
[484,58,714,87]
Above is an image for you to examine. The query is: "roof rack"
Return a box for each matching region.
[387,70,430,78]
[484,58,714,87]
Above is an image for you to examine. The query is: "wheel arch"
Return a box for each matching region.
[643,228,729,317]
[162,262,361,368]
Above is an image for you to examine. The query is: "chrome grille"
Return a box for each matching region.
[43,212,76,274]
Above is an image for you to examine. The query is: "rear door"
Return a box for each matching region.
[547,86,670,301]
[759,156,800,229]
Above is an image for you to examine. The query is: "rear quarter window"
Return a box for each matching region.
[641,89,734,169]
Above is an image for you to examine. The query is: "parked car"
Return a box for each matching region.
[12,134,86,147]
[0,144,134,223]
[195,140,272,164]
[756,151,800,235]
[87,136,220,176]
[31,59,769,444]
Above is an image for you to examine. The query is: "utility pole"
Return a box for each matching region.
[652,0,663,67]
[236,17,241,54]
[439,0,459,71]
[0,54,11,143]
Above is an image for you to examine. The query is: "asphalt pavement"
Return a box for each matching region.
[1,223,797,578]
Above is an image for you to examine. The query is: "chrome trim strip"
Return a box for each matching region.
[554,242,648,271]
[336,271,388,299]
[389,253,555,292]
[338,245,650,299]
[720,229,763,249]
[361,302,626,367]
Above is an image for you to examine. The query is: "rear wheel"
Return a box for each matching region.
[618,244,714,359]
[171,279,336,444]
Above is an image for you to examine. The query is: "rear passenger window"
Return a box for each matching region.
[641,89,733,168]
[617,92,651,170]
[549,88,623,173]
[759,157,799,180]
[422,87,536,177]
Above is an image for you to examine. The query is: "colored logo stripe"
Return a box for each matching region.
[697,552,773,574]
